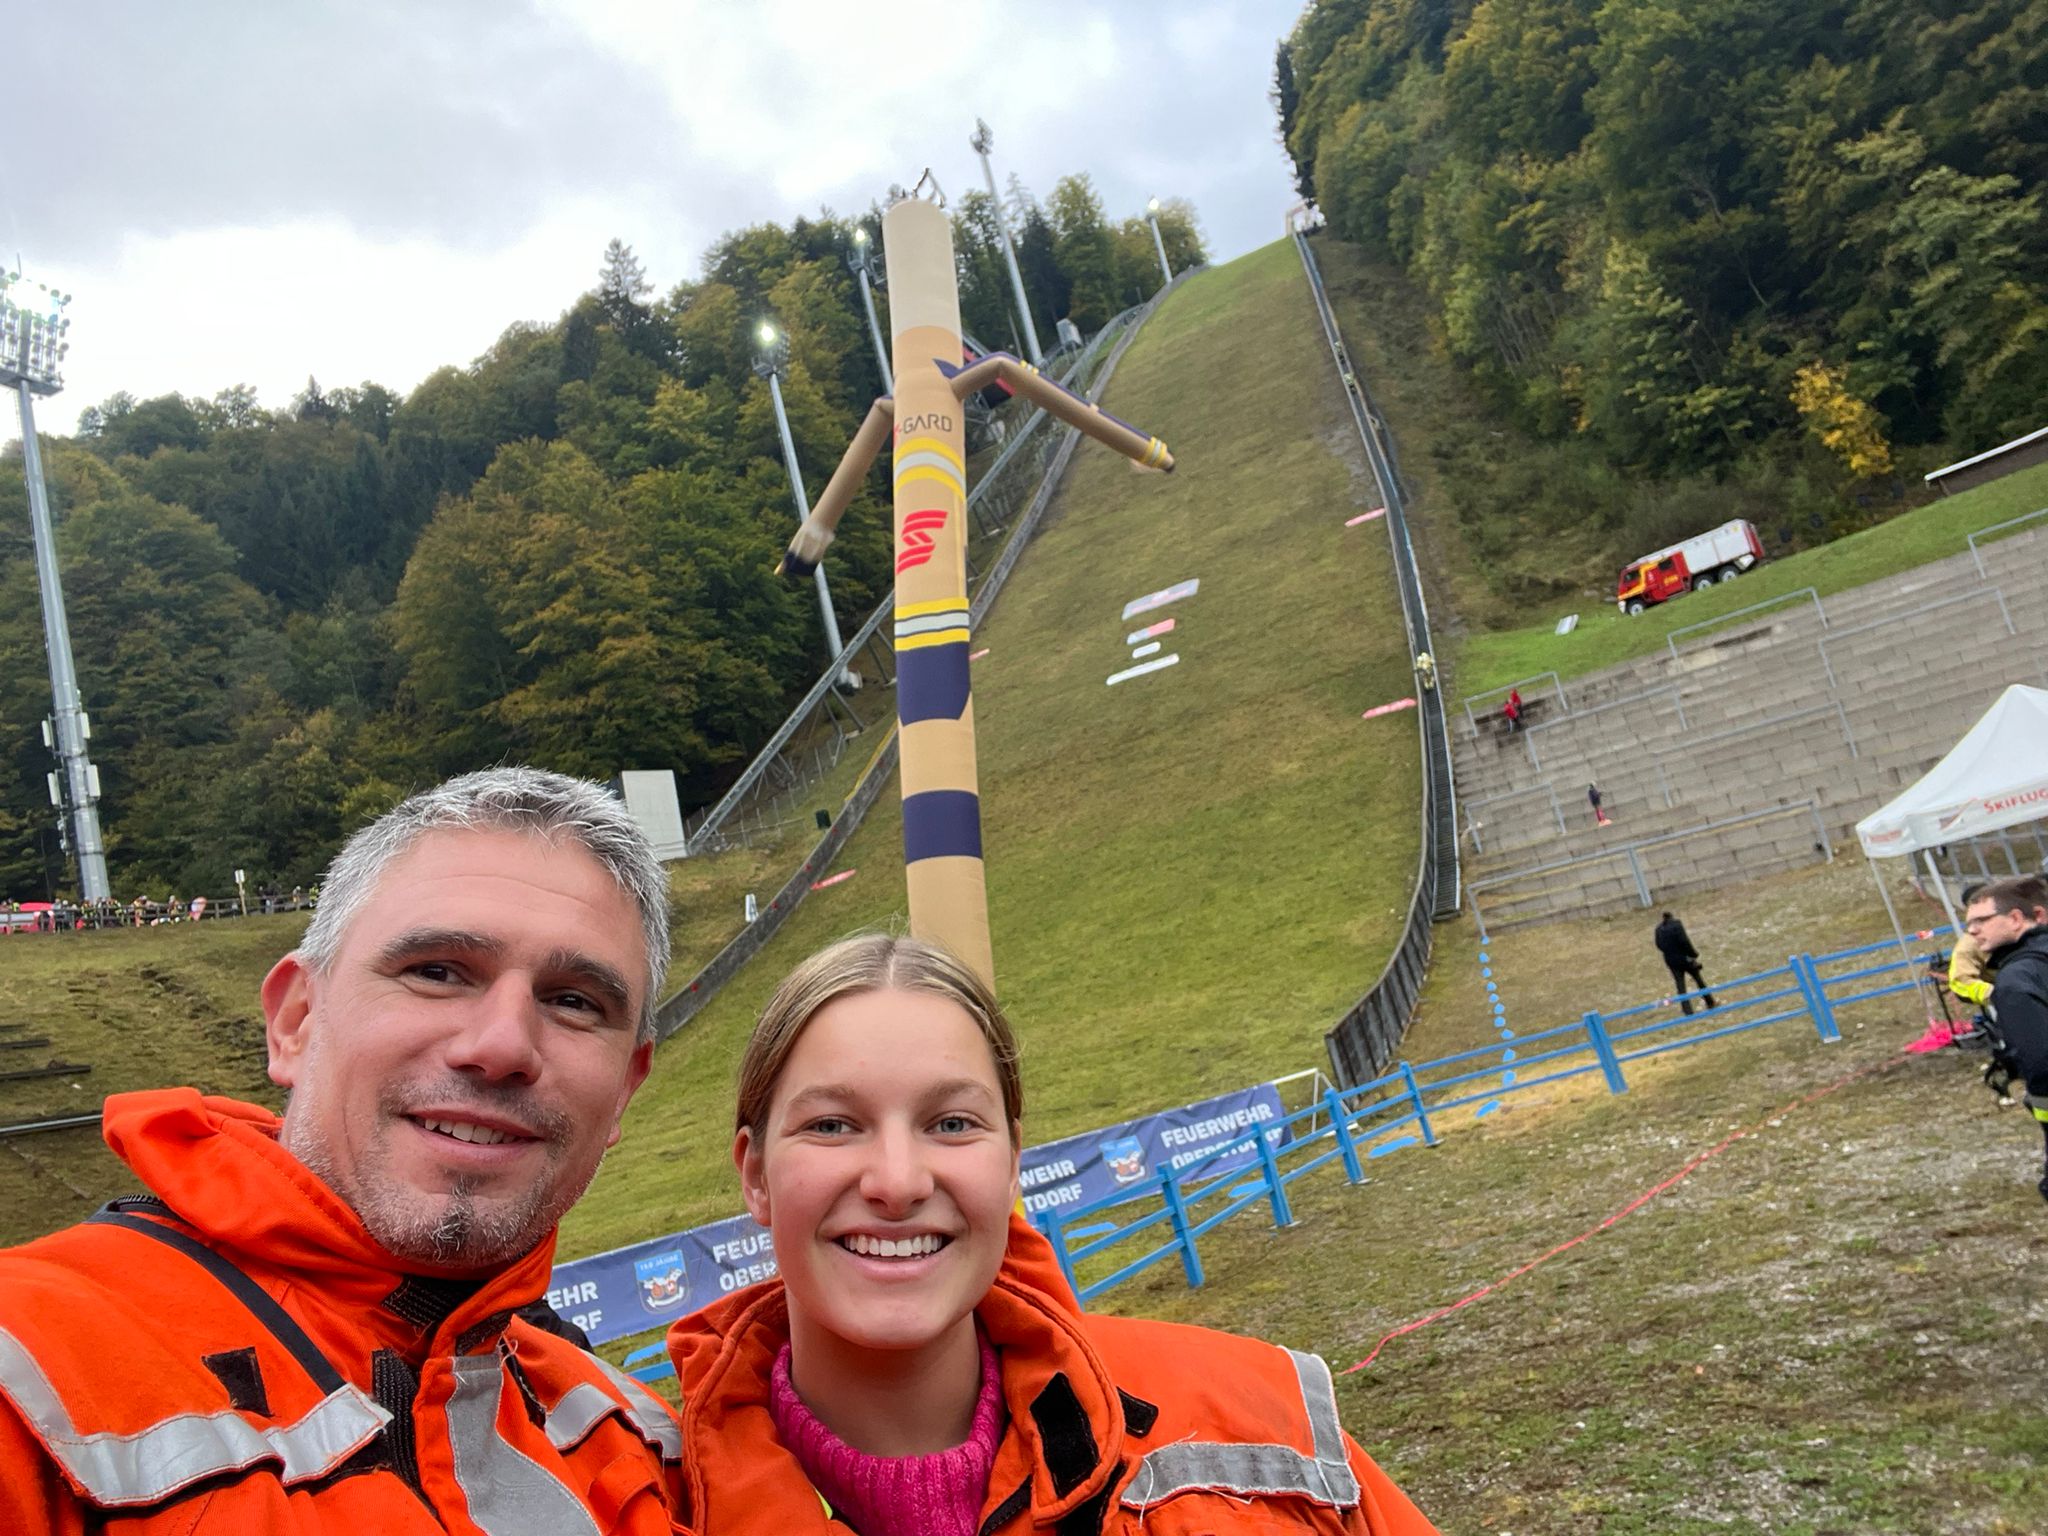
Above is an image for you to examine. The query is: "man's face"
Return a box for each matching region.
[1964,898,2040,955]
[263,828,653,1271]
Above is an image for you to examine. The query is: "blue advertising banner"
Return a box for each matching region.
[549,1081,1290,1346]
[1017,1082,1289,1222]
[546,1211,778,1347]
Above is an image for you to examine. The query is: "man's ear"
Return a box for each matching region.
[734,1126,771,1228]
[604,1040,655,1150]
[262,954,315,1091]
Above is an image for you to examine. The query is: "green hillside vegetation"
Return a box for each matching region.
[563,237,1423,1259]
[1309,240,2048,698]
[1276,0,2048,611]
[0,181,1204,904]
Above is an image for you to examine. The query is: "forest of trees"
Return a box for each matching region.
[1276,0,2046,555]
[0,177,1205,900]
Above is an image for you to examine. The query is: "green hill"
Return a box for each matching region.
[561,238,1423,1257]
[1308,239,2048,701]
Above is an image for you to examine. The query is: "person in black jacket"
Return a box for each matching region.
[1965,875,2048,1200]
[1654,911,1717,1014]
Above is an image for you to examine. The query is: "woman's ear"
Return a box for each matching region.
[1008,1122,1023,1205]
[734,1126,772,1227]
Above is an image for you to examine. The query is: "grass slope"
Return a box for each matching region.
[0,919,295,1238]
[1101,854,2048,1531]
[561,237,1422,1257]
[1455,460,2048,702]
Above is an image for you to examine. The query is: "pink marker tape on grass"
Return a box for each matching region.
[810,869,857,892]
[1361,697,1418,719]
[1346,508,1386,527]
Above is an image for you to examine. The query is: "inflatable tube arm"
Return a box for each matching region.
[944,353,1173,472]
[778,396,895,577]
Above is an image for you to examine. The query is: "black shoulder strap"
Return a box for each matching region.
[85,1198,347,1396]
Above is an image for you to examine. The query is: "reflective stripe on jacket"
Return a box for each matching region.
[1949,935,1996,1007]
[0,1089,682,1534]
[669,1212,1438,1535]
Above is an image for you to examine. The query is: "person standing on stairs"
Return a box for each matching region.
[1588,782,1611,827]
[1654,911,1717,1014]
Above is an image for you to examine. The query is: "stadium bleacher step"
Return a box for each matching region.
[1452,526,2048,926]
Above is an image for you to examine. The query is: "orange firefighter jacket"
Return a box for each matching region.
[0,1089,683,1535]
[669,1212,1439,1536]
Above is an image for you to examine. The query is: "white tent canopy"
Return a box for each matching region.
[1857,684,2048,859]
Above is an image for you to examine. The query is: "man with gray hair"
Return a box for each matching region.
[0,767,686,1534]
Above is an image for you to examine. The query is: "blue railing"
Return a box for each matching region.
[1035,932,1942,1305]
[622,1342,673,1386]
[604,929,1947,1380]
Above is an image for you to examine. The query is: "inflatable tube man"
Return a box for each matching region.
[778,188,1174,985]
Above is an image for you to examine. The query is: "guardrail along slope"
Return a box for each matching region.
[561,238,1425,1259]
[1293,231,1462,1087]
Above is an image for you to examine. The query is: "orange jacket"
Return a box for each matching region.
[669,1213,1438,1535]
[0,1089,684,1535]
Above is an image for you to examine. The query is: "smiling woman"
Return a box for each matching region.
[666,933,1443,1536]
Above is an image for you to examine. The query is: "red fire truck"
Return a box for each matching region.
[1616,519,1764,615]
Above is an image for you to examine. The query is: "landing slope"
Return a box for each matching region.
[565,239,1423,1256]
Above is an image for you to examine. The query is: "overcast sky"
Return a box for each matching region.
[9,0,1307,441]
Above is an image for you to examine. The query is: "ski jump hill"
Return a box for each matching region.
[563,238,1427,1258]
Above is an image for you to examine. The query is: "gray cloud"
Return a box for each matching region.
[10,0,1307,436]
[14,0,686,260]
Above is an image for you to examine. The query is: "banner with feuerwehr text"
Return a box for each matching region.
[547,1080,1290,1347]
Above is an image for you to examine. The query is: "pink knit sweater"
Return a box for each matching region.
[768,1332,1003,1536]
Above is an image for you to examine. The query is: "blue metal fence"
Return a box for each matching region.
[608,930,1945,1390]
[1034,932,1942,1306]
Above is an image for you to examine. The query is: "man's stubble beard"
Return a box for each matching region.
[284,1078,599,1271]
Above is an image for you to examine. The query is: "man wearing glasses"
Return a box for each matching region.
[1963,876,2048,1200]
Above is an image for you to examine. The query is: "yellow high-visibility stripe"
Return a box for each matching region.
[894,464,965,497]
[895,597,968,619]
[895,436,964,470]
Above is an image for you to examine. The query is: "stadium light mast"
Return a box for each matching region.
[753,320,849,675]
[1,271,109,903]
[1145,198,1174,288]
[846,228,893,395]
[968,118,1043,365]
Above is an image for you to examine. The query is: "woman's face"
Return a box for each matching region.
[736,987,1019,1360]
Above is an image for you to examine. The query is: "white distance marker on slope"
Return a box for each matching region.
[1107,655,1180,686]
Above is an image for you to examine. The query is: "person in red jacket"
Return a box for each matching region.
[669,933,1440,1536]
[0,767,684,1534]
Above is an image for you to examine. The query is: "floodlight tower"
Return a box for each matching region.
[753,320,849,672]
[846,228,893,394]
[968,119,1043,366]
[1145,198,1174,288]
[1,271,109,902]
